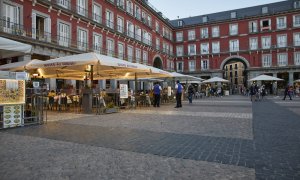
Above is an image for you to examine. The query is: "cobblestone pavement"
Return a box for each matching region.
[0,96,300,179]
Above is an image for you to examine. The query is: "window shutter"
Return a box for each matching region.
[45,18,51,42]
[32,12,36,39]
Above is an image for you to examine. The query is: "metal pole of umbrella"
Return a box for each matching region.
[135,72,137,107]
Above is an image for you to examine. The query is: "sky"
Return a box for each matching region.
[148,0,284,20]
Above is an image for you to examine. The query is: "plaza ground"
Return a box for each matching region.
[0,95,300,179]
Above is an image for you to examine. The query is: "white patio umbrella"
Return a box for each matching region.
[170,72,204,82]
[29,52,152,80]
[294,79,300,83]
[0,37,32,58]
[203,77,229,83]
[0,59,43,71]
[248,74,284,81]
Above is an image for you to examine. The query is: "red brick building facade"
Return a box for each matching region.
[1,0,300,90]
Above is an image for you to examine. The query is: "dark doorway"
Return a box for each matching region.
[153,57,163,69]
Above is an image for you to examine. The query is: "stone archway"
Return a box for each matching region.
[221,56,250,90]
[153,56,163,69]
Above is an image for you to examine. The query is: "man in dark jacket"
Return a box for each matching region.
[283,85,292,100]
[153,82,162,107]
[175,80,183,108]
[187,84,195,103]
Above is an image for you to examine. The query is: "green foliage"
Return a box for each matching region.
[107,102,115,108]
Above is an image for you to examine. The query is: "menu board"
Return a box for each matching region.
[3,105,23,128]
[120,84,128,98]
[0,79,25,105]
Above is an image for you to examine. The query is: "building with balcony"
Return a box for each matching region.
[0,0,174,89]
[171,0,300,90]
[1,0,300,90]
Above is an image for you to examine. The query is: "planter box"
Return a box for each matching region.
[105,108,118,114]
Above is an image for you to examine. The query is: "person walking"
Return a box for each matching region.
[187,84,195,103]
[153,82,162,107]
[283,85,292,100]
[175,80,183,108]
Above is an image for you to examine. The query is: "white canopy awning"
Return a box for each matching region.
[203,77,229,83]
[0,59,42,71]
[248,75,284,81]
[294,79,300,83]
[27,52,171,80]
[170,72,204,82]
[0,37,32,58]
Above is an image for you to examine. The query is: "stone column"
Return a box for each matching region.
[98,80,106,90]
[49,78,57,91]
[110,79,117,89]
[273,73,278,95]
[289,72,294,86]
[18,55,31,62]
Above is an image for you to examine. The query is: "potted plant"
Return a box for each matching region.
[105,102,118,114]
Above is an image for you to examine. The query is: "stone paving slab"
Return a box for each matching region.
[0,133,255,180]
[63,112,253,140]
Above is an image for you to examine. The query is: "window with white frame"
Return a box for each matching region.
[162,43,166,53]
[77,0,86,16]
[201,43,209,54]
[294,52,300,65]
[294,1,300,8]
[117,0,125,9]
[106,38,114,56]
[231,12,236,19]
[229,24,238,35]
[3,3,20,34]
[147,15,152,27]
[155,21,160,32]
[188,30,195,40]
[277,53,288,66]
[261,36,271,49]
[212,41,220,53]
[201,60,209,70]
[249,21,257,33]
[277,16,287,29]
[176,46,183,56]
[262,6,268,14]
[178,20,183,27]
[135,48,141,63]
[293,14,300,27]
[58,21,70,47]
[262,54,272,67]
[106,10,114,29]
[58,0,70,8]
[189,60,196,72]
[126,0,133,15]
[118,43,124,59]
[117,16,124,33]
[249,37,258,50]
[77,28,87,51]
[135,26,141,41]
[135,5,141,19]
[143,31,151,45]
[176,32,183,42]
[93,33,102,53]
[170,45,173,56]
[201,27,209,38]
[177,62,184,72]
[93,4,101,23]
[143,51,148,64]
[156,38,160,50]
[127,46,133,62]
[202,16,208,23]
[277,34,287,48]
[294,32,300,46]
[127,21,134,38]
[212,26,219,37]
[261,19,271,31]
[188,44,196,55]
[229,39,239,52]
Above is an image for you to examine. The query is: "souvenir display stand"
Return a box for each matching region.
[0,71,26,129]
